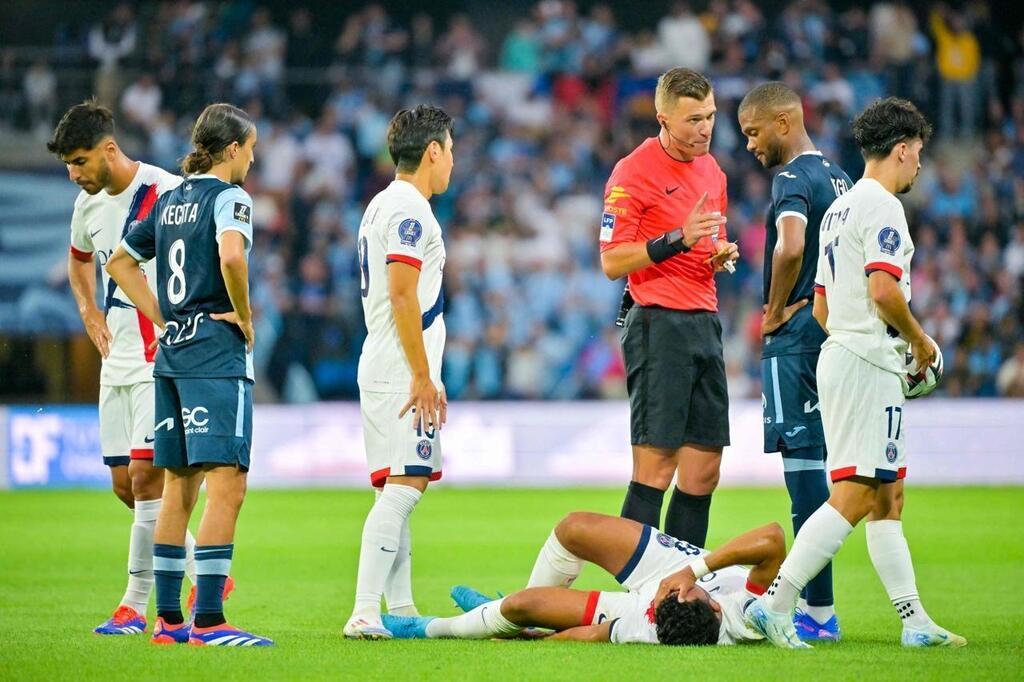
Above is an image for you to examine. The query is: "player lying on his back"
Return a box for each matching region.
[381,511,781,646]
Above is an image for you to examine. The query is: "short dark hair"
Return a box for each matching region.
[386,105,454,173]
[654,597,720,646]
[181,103,255,174]
[655,68,713,112]
[852,97,932,161]
[47,100,115,157]
[738,81,801,115]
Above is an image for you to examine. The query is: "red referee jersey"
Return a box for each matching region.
[599,137,729,312]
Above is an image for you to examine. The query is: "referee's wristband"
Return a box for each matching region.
[646,228,690,264]
[690,557,710,580]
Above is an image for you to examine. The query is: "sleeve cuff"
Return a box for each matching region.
[215,225,253,249]
[813,283,826,296]
[864,262,903,279]
[120,240,145,262]
[386,254,422,269]
[69,245,93,262]
[775,210,808,226]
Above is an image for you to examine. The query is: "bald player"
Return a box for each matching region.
[737,82,852,641]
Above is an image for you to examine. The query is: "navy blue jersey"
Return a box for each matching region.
[122,175,254,380]
[762,152,852,358]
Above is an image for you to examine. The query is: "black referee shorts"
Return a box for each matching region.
[621,305,730,449]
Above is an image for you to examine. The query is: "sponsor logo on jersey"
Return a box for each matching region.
[182,406,210,435]
[785,426,807,438]
[604,185,630,204]
[885,441,898,463]
[156,417,175,432]
[779,171,797,179]
[656,533,673,548]
[416,438,432,460]
[878,226,901,256]
[803,400,820,413]
[233,202,251,224]
[398,218,423,246]
[600,212,616,241]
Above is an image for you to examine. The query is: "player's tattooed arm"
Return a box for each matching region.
[545,622,612,643]
[68,252,112,357]
[656,523,787,604]
[106,247,166,330]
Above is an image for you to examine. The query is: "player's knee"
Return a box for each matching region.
[128,461,164,500]
[111,480,134,508]
[555,512,596,551]
[765,522,787,554]
[501,589,539,623]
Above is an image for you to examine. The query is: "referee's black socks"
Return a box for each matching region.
[620,481,665,529]
[664,488,713,548]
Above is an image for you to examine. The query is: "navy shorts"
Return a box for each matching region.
[154,376,253,471]
[762,352,824,453]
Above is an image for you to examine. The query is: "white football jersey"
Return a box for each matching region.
[602,564,764,646]
[69,162,183,386]
[357,180,446,392]
[815,178,915,375]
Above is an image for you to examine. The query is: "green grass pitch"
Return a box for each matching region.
[1,487,1021,680]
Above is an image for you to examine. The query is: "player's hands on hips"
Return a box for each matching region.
[682,192,727,248]
[654,567,698,607]
[762,299,808,336]
[706,239,739,272]
[210,311,255,352]
[83,307,113,358]
[400,374,441,434]
[909,332,936,374]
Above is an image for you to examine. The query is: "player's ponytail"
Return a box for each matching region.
[180,103,254,175]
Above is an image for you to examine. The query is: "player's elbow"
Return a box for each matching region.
[600,252,624,280]
[778,242,804,263]
[219,251,247,272]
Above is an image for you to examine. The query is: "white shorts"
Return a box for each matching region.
[360,390,442,488]
[818,342,907,483]
[98,382,155,467]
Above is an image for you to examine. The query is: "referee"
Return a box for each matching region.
[599,68,738,548]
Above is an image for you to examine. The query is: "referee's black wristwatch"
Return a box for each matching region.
[646,228,691,264]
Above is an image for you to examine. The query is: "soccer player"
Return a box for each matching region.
[737,82,853,641]
[379,511,780,646]
[343,105,454,640]
[106,103,271,646]
[599,68,739,548]
[745,98,966,649]
[47,101,202,636]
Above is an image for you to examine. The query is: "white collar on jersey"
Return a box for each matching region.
[187,173,219,180]
[786,150,823,164]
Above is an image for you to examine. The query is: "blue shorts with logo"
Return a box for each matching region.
[761,352,824,453]
[154,376,253,471]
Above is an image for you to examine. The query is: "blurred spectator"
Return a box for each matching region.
[119,74,162,136]
[87,3,137,108]
[996,343,1024,397]
[930,6,981,138]
[23,58,56,137]
[659,2,710,71]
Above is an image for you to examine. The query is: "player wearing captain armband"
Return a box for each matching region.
[378,511,785,647]
[344,105,455,640]
[745,98,965,650]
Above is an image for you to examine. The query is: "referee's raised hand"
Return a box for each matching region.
[682,192,727,248]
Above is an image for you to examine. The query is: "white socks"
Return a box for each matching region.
[376,488,417,616]
[527,531,583,588]
[798,599,836,624]
[351,484,422,620]
[424,598,522,639]
[866,520,931,629]
[122,499,197,613]
[766,503,853,613]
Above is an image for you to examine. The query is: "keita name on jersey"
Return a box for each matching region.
[161,202,200,225]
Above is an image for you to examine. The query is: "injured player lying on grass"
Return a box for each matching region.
[382,512,782,645]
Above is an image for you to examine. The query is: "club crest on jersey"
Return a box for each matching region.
[398,218,423,246]
[416,438,432,461]
[233,202,251,224]
[885,441,898,463]
[656,533,674,548]
[878,226,901,256]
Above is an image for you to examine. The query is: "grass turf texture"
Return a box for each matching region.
[0,487,1020,681]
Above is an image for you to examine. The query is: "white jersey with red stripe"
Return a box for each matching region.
[357,179,446,392]
[69,162,182,386]
[814,177,915,375]
[593,564,764,646]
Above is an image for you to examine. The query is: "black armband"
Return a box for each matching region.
[646,228,690,264]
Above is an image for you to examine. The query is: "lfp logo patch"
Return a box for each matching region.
[398,218,423,247]
[877,226,901,256]
[656,533,674,548]
[885,441,898,463]
[416,439,433,461]
[599,212,616,242]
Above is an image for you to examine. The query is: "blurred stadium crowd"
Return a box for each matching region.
[3,1,1024,400]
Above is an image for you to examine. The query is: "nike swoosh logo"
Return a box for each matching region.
[665,186,679,195]
[144,436,155,443]
[380,547,397,553]
[129,569,147,575]
[90,229,102,238]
